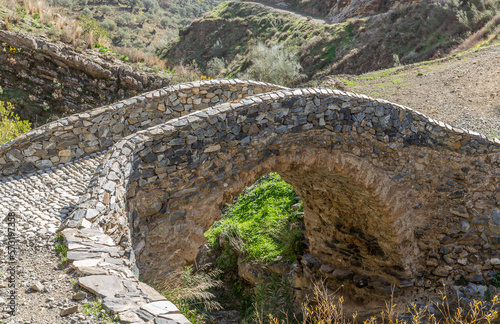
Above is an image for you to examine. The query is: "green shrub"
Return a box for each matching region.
[114,15,126,27]
[132,39,145,48]
[81,6,92,17]
[101,19,117,31]
[80,14,111,44]
[117,27,130,40]
[160,16,170,28]
[142,0,159,13]
[101,5,112,15]
[136,14,147,26]
[48,0,74,8]
[244,42,304,86]
[0,101,31,145]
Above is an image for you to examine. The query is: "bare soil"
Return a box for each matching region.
[324,44,500,138]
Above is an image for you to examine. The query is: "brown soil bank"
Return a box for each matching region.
[327,44,500,138]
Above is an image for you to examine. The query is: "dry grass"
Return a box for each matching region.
[452,12,500,53]
[116,46,167,69]
[269,282,499,324]
[169,61,202,84]
[151,265,223,314]
[0,0,170,70]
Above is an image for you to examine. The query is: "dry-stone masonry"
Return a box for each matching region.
[0,29,170,121]
[1,79,499,321]
[0,79,285,176]
[0,79,286,323]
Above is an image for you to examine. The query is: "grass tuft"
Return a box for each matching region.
[205,173,304,264]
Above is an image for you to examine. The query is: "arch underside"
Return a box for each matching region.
[128,130,419,287]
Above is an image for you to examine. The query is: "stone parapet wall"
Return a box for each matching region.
[62,85,500,299]
[0,79,286,177]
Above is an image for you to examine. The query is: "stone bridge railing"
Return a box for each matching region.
[61,85,500,298]
[0,80,285,176]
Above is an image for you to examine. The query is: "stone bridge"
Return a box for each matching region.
[1,79,499,322]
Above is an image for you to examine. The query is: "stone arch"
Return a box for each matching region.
[62,84,500,296]
[131,147,418,287]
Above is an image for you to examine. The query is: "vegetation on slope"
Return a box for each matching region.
[206,173,304,264]
[201,173,304,323]
[162,0,500,84]
[0,0,217,125]
[46,0,223,61]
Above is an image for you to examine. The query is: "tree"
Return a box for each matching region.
[122,0,143,12]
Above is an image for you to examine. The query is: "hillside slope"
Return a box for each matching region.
[247,0,435,23]
[162,1,500,81]
[326,45,500,138]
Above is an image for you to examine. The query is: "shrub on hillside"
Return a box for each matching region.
[114,15,126,27]
[82,6,92,17]
[206,57,227,78]
[244,42,304,86]
[160,16,170,28]
[136,14,147,26]
[142,0,159,13]
[80,14,111,46]
[101,5,112,15]
[48,0,73,8]
[101,19,117,31]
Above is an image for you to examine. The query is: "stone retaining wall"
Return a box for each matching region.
[0,79,286,176]
[62,86,500,302]
[0,30,172,122]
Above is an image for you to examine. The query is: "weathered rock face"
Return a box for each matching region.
[0,30,171,123]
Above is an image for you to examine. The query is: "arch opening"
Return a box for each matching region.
[128,147,418,310]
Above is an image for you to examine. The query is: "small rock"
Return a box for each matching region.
[352,274,370,288]
[491,258,500,266]
[466,274,485,283]
[332,268,354,280]
[72,292,87,301]
[60,305,79,316]
[492,209,500,225]
[432,266,451,277]
[31,281,45,292]
[320,264,335,274]
[439,246,449,255]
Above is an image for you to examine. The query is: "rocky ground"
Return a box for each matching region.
[326,44,500,139]
[0,154,108,323]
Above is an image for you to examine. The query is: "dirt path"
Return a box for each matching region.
[244,0,330,24]
[324,45,500,138]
